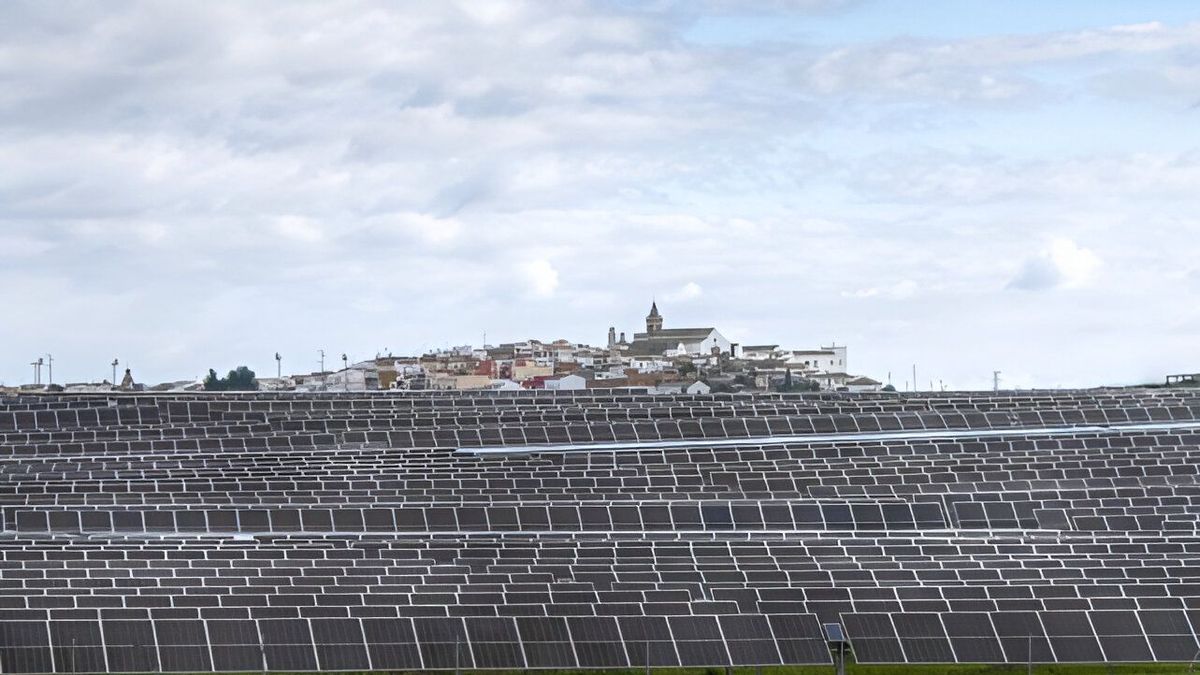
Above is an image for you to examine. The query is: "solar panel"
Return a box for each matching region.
[567,617,627,668]
[310,618,371,671]
[892,613,955,663]
[154,620,212,673]
[941,612,1005,663]
[4,389,1200,670]
[0,621,53,674]
[518,616,579,669]
[841,613,904,664]
[362,618,423,670]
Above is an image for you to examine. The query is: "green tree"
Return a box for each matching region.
[203,366,259,391]
[882,383,897,392]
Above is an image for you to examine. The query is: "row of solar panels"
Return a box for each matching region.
[11,409,1199,448]
[0,614,830,673]
[10,389,1197,409]
[0,501,949,534]
[5,390,1200,669]
[3,610,1200,673]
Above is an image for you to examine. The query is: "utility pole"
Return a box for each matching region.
[993,370,1002,394]
[318,349,325,373]
[275,352,282,379]
[45,354,53,386]
[912,364,917,392]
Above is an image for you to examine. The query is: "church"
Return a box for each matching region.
[609,302,732,357]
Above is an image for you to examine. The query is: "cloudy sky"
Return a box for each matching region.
[3,0,1198,390]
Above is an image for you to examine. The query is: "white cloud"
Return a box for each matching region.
[843,279,918,299]
[800,21,1200,104]
[0,2,1195,390]
[520,259,560,298]
[1008,238,1102,291]
[272,215,324,243]
[665,281,703,302]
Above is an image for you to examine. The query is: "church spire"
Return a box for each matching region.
[646,300,663,334]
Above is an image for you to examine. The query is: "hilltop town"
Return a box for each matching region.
[20,302,880,395]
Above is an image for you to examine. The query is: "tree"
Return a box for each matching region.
[778,368,820,392]
[882,383,896,392]
[203,366,259,391]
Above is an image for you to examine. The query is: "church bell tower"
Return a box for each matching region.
[645,301,663,334]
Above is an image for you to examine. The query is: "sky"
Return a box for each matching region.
[2,0,1199,390]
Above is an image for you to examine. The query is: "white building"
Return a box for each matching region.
[844,376,883,393]
[544,373,587,391]
[784,345,847,373]
[740,345,780,360]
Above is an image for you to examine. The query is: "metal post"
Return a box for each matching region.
[645,640,650,675]
[837,642,846,675]
[46,354,53,386]
[112,359,119,386]
[275,352,281,379]
[319,349,325,373]
[454,635,461,675]
[1027,634,1033,675]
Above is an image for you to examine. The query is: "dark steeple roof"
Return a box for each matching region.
[648,301,659,317]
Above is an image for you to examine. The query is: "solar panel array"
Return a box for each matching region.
[3,388,1200,671]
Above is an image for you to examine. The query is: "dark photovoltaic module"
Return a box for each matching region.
[2,388,1200,671]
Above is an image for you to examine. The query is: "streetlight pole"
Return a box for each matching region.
[111,359,119,386]
[318,349,325,373]
[275,352,282,379]
[341,354,349,391]
[45,354,53,386]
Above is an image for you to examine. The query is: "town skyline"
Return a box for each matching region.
[10,300,883,392]
[0,297,1163,392]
